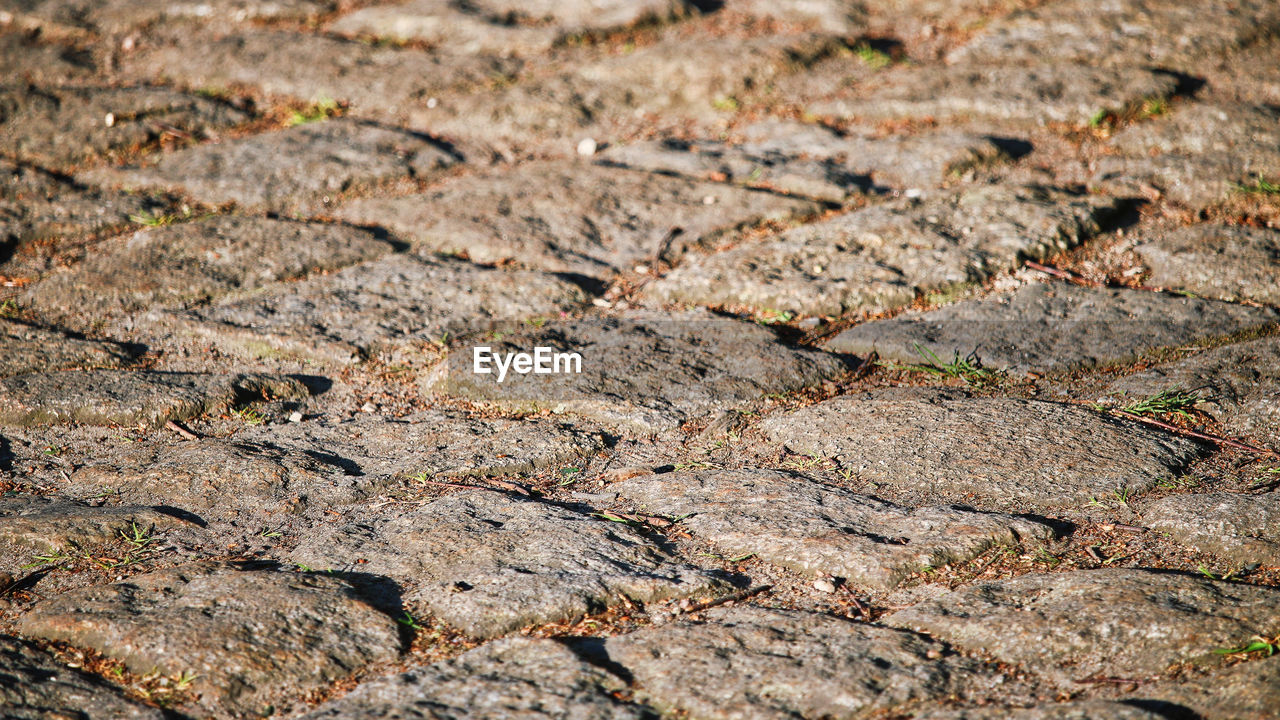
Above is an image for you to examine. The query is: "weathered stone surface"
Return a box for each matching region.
[736,0,866,34]
[1105,335,1280,447]
[120,27,517,117]
[1,158,167,254]
[607,606,981,720]
[81,119,460,213]
[290,491,722,638]
[0,495,188,573]
[258,410,609,479]
[412,33,841,148]
[70,410,606,518]
[1092,104,1280,208]
[883,569,1280,685]
[646,186,1121,317]
[913,700,1169,720]
[0,319,134,376]
[761,388,1204,510]
[0,84,249,168]
[811,63,1180,125]
[0,370,308,427]
[432,311,849,433]
[1133,655,1280,720]
[299,636,654,720]
[5,0,334,34]
[336,160,815,278]
[69,439,370,519]
[327,0,562,56]
[0,635,166,720]
[330,0,689,56]
[614,469,1053,588]
[945,0,1280,68]
[598,121,1016,202]
[467,0,685,27]
[22,216,397,320]
[182,254,586,362]
[827,282,1280,373]
[17,562,401,717]
[1140,493,1280,566]
[0,30,102,86]
[1135,224,1280,305]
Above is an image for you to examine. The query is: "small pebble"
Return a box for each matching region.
[702,195,717,205]
[288,411,303,423]
[576,138,598,157]
[360,402,376,413]
[813,578,837,593]
[104,113,115,127]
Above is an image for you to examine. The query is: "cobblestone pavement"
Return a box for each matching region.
[2,1,1280,718]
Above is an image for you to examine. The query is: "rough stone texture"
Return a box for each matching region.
[22,215,397,321]
[466,0,686,28]
[81,119,460,213]
[0,30,102,86]
[256,410,609,479]
[0,319,135,376]
[327,1,562,56]
[0,495,189,573]
[761,388,1204,510]
[598,121,1017,202]
[945,0,1280,68]
[1091,104,1280,208]
[0,370,308,427]
[4,0,334,34]
[0,84,249,168]
[607,606,981,720]
[827,282,1280,373]
[69,438,373,520]
[647,186,1120,316]
[614,469,1054,588]
[912,700,1169,720]
[431,311,849,433]
[0,634,166,720]
[1140,493,1280,566]
[17,562,401,718]
[1133,655,1280,720]
[412,33,842,149]
[1,158,167,254]
[336,160,816,278]
[70,410,606,519]
[811,63,1181,125]
[1135,224,1280,305]
[736,0,866,34]
[291,491,722,639]
[328,0,691,57]
[883,569,1280,685]
[298,637,654,720]
[181,254,586,362]
[119,27,520,117]
[1104,335,1280,447]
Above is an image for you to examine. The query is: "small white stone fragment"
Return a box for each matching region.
[702,195,717,205]
[288,411,303,423]
[360,402,376,413]
[104,113,115,127]
[813,578,837,593]
[576,138,597,157]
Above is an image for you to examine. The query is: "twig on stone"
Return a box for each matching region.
[1099,523,1147,534]
[683,584,773,614]
[1112,410,1279,457]
[1025,261,1101,287]
[165,420,199,440]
